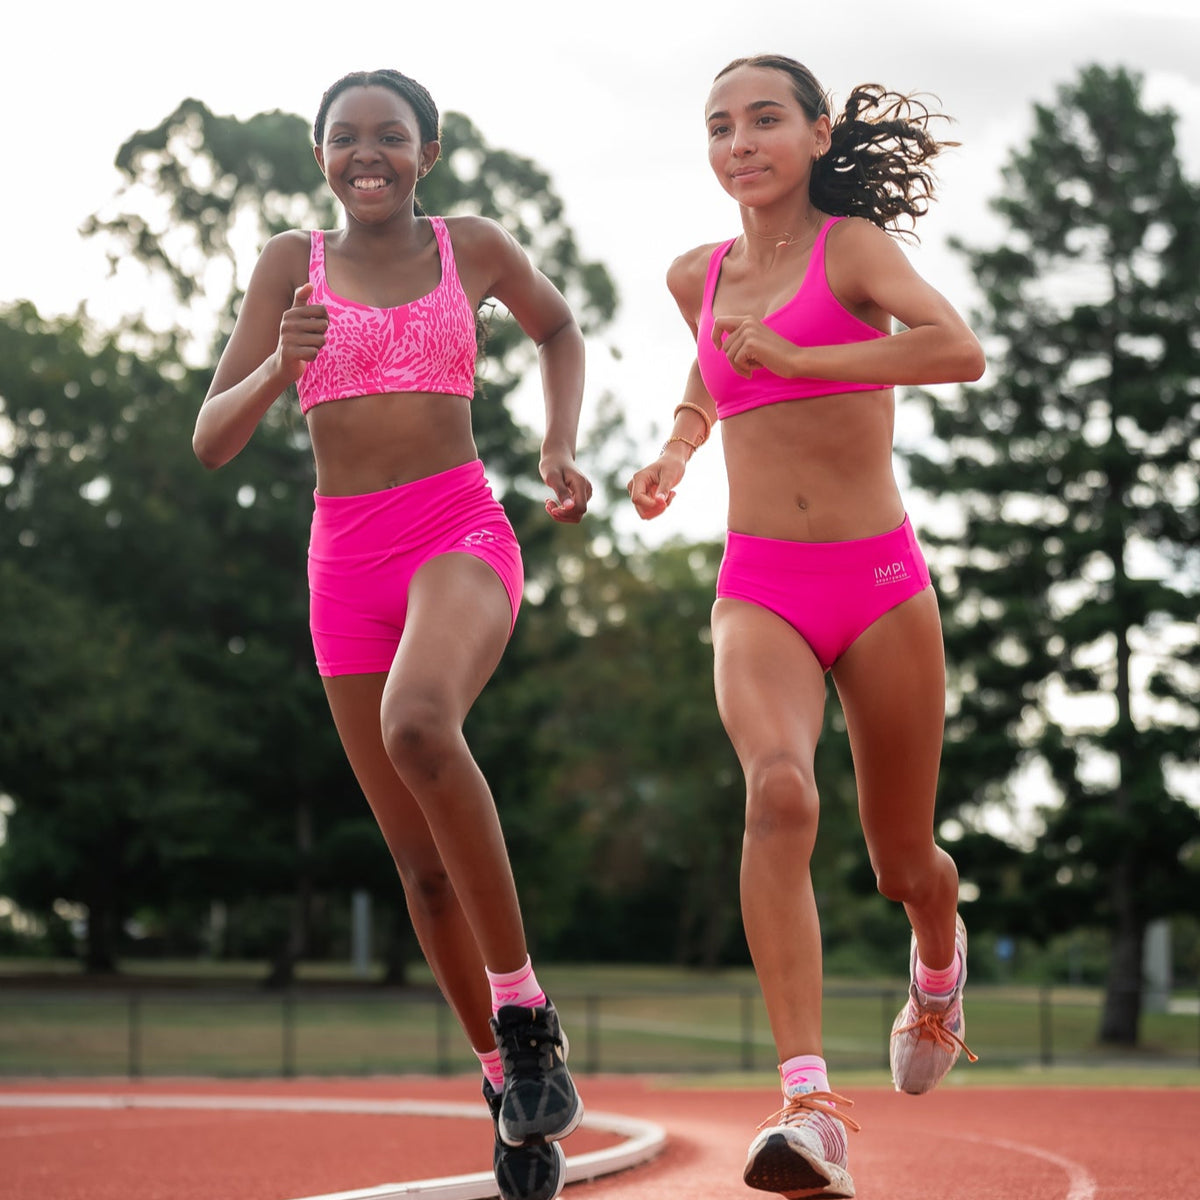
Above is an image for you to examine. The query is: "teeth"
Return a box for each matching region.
[352,178,387,190]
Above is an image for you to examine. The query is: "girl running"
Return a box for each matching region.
[195,69,586,1200]
[627,54,984,1198]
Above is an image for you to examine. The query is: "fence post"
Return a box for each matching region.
[881,991,893,1070]
[740,988,754,1071]
[127,993,142,1079]
[585,994,600,1074]
[282,990,296,1078]
[1039,985,1053,1067]
[436,999,452,1075]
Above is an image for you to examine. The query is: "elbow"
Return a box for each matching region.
[953,334,986,383]
[192,428,227,471]
[538,312,584,354]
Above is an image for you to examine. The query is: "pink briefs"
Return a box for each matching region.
[307,459,523,677]
[716,516,931,671]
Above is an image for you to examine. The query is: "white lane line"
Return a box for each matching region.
[0,1093,666,1200]
[938,1130,1098,1200]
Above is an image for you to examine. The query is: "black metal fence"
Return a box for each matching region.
[1,982,1197,1078]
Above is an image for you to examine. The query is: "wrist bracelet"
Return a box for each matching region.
[662,434,702,455]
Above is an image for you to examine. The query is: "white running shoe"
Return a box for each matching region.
[743,1090,859,1199]
[890,913,977,1095]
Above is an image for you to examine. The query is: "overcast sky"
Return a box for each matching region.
[5,0,1198,542]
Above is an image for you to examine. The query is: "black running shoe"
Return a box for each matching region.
[483,1078,566,1200]
[490,1000,583,1147]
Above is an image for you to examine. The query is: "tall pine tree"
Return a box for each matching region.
[905,65,1199,1045]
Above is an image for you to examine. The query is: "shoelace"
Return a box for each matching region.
[757,1090,862,1135]
[892,1008,979,1063]
[496,1018,561,1075]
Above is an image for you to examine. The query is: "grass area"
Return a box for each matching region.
[0,958,1197,1080]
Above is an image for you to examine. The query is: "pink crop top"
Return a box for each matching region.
[296,217,478,414]
[696,216,890,420]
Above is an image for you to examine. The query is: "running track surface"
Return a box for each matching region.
[2,1075,1197,1199]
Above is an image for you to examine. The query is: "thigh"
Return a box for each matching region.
[322,672,440,865]
[831,586,946,852]
[384,551,514,722]
[711,597,828,772]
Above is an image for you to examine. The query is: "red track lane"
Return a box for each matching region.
[2,1076,1197,1199]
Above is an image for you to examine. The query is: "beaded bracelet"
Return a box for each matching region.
[662,434,703,455]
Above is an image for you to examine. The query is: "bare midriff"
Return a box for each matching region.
[305,391,477,497]
[721,387,904,543]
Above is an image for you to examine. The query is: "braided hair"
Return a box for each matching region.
[715,55,956,239]
[313,68,440,146]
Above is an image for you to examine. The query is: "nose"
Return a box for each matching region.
[730,125,756,156]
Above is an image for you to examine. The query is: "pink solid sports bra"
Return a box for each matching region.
[296,217,478,414]
[696,216,890,420]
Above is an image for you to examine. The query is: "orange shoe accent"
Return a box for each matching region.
[891,1011,979,1063]
[756,1091,862,1135]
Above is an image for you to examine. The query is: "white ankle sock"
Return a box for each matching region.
[780,1054,829,1096]
[485,956,546,1014]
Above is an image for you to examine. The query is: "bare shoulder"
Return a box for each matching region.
[666,242,722,321]
[250,228,312,290]
[441,213,518,259]
[441,214,529,297]
[826,216,909,268]
[825,217,918,305]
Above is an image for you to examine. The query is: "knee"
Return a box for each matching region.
[873,846,947,906]
[381,694,458,783]
[397,860,457,921]
[743,753,820,848]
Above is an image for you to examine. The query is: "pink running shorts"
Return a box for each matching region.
[307,459,523,677]
[716,515,932,671]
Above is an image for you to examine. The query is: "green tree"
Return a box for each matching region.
[0,305,269,969]
[904,65,1200,1045]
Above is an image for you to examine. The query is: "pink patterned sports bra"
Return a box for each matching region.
[696,216,891,421]
[296,217,478,414]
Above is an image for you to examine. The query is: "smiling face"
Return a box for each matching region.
[313,85,440,223]
[705,65,830,207]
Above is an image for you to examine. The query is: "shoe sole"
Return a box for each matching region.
[495,1141,566,1200]
[743,1131,855,1198]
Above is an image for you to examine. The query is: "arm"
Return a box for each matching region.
[712,218,985,385]
[627,248,718,521]
[193,232,325,469]
[473,219,591,523]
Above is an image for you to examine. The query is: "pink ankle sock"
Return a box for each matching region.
[485,956,546,1014]
[475,1048,505,1091]
[915,950,963,996]
[780,1054,829,1096]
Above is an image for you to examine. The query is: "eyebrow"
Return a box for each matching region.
[327,118,412,131]
[706,99,788,122]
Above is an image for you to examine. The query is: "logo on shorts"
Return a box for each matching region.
[874,560,910,585]
[462,529,497,547]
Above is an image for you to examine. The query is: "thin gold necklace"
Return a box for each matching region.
[744,215,821,250]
